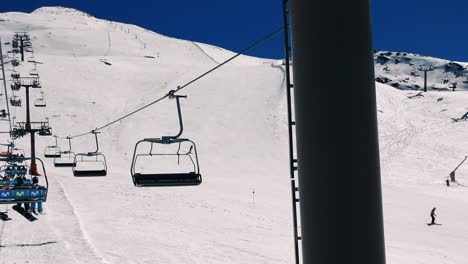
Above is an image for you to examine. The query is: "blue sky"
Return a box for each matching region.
[2,1,468,61]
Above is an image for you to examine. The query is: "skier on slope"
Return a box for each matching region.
[430,207,437,225]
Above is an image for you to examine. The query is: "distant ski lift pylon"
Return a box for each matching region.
[34,91,46,107]
[44,135,61,158]
[130,91,202,187]
[72,131,107,177]
[54,137,76,167]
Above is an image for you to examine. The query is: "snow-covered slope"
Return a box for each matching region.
[0,6,467,264]
[374,50,468,91]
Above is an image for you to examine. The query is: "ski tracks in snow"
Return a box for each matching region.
[0,174,108,264]
[45,172,110,264]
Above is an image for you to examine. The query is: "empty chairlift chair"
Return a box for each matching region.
[54,137,76,167]
[72,131,107,177]
[130,92,202,187]
[44,135,61,158]
[30,69,39,76]
[34,91,46,107]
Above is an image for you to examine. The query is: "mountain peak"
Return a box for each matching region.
[32,6,94,18]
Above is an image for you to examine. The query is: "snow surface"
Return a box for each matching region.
[0,7,467,264]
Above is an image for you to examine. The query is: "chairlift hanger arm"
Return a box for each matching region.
[66,137,73,152]
[168,90,186,139]
[90,130,101,154]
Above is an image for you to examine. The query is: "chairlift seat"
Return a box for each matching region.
[73,169,107,177]
[73,152,107,177]
[54,152,76,167]
[35,103,46,107]
[45,153,61,158]
[44,146,61,158]
[35,100,46,107]
[54,161,76,167]
[133,172,202,187]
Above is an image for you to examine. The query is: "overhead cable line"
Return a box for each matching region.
[61,26,284,139]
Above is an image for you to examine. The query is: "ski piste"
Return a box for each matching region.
[12,205,37,222]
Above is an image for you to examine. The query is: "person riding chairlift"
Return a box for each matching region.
[29,176,43,215]
[14,174,30,211]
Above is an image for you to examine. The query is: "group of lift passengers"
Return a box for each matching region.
[1,161,44,215]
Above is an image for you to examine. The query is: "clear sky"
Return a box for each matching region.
[2,1,468,61]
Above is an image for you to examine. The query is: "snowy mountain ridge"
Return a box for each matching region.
[374,50,468,91]
[32,6,94,17]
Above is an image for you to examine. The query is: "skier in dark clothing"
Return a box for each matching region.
[430,207,437,225]
[30,176,43,215]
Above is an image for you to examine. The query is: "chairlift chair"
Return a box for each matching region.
[54,137,76,167]
[0,143,14,158]
[10,96,21,107]
[72,131,107,177]
[11,72,20,79]
[34,91,46,107]
[10,126,26,139]
[11,82,21,91]
[44,136,61,158]
[0,157,49,205]
[0,144,25,164]
[32,78,41,88]
[0,109,8,120]
[130,92,202,187]
[38,126,52,136]
[12,147,26,158]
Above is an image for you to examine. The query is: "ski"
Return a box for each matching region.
[12,205,37,222]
